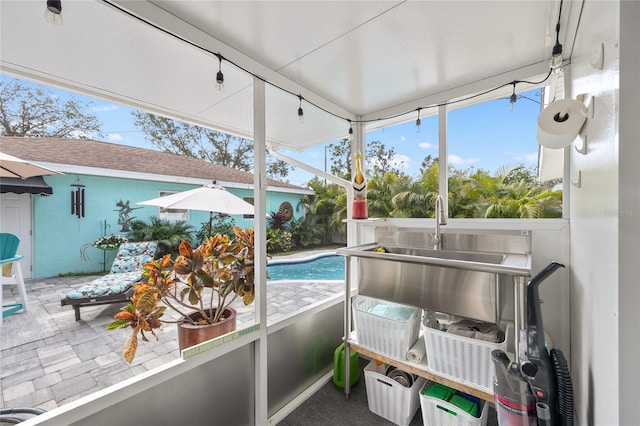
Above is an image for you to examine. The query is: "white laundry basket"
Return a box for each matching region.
[423,321,509,393]
[364,361,426,426]
[353,295,420,359]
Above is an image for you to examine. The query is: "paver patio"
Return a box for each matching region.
[1,251,344,412]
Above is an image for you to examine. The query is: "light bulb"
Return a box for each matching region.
[550,22,563,69]
[45,0,63,26]
[550,50,563,69]
[415,108,422,133]
[297,95,304,123]
[509,83,517,111]
[216,70,224,91]
[216,55,224,91]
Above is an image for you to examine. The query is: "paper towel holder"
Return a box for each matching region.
[573,95,594,155]
[576,94,595,119]
[537,98,590,149]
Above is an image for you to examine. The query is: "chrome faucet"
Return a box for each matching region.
[433,194,447,249]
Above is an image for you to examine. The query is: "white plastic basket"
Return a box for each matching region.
[419,381,488,426]
[423,321,509,393]
[353,295,421,359]
[364,361,426,426]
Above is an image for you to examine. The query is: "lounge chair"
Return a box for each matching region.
[61,241,158,321]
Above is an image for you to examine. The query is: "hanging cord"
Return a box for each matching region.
[555,0,564,48]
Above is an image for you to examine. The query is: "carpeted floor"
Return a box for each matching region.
[280,357,498,426]
[280,358,424,426]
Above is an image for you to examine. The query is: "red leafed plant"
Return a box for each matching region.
[107,226,255,362]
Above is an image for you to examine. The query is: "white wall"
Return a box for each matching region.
[567,1,621,424]
[617,2,640,425]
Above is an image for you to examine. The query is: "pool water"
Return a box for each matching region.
[267,254,345,281]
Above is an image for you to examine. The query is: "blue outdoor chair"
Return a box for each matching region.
[1,233,29,322]
[61,241,158,321]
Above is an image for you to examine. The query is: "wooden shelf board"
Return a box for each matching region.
[348,340,494,403]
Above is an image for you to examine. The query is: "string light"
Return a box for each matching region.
[297,95,304,123]
[45,0,63,26]
[348,120,353,141]
[216,54,224,91]
[509,83,517,110]
[415,108,422,133]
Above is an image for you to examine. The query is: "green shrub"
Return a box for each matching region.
[195,216,236,244]
[266,228,293,253]
[288,216,322,249]
[127,216,193,257]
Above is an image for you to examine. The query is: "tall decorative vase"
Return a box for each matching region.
[352,151,368,219]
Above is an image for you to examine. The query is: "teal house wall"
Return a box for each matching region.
[33,174,306,278]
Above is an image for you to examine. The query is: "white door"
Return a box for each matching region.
[0,193,33,279]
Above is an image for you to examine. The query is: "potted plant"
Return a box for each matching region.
[80,234,129,261]
[107,226,255,363]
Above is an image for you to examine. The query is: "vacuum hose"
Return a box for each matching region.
[0,407,46,424]
[551,348,574,426]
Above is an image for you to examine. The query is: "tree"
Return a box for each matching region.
[368,140,404,176]
[327,138,352,179]
[327,138,402,179]
[0,78,103,138]
[131,111,292,180]
[366,171,412,218]
[304,178,346,244]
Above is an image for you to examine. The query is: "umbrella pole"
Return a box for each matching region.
[209,211,213,237]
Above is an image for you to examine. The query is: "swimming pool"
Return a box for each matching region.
[267,254,345,281]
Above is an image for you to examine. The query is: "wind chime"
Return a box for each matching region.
[70,177,85,218]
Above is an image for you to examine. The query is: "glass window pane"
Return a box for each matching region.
[446,88,562,218]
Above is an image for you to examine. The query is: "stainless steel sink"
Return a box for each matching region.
[337,229,532,323]
[338,243,531,276]
[384,246,506,265]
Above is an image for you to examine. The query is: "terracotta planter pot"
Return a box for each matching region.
[177,307,237,351]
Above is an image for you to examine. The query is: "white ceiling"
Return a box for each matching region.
[0,0,583,150]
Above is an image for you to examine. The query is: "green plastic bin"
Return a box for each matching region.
[333,343,360,388]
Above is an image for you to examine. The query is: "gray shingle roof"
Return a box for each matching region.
[0,136,304,190]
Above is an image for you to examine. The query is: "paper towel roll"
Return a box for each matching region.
[406,335,426,363]
[537,99,588,149]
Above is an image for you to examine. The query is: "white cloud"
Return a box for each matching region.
[521,152,539,163]
[93,104,118,112]
[107,133,123,142]
[393,154,411,169]
[448,154,479,165]
[69,130,95,139]
[400,136,407,142]
[419,142,436,149]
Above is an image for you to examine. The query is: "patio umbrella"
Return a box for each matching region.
[0,151,62,179]
[137,183,255,235]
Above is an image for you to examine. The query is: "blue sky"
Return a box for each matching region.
[3,75,541,186]
[280,89,542,185]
